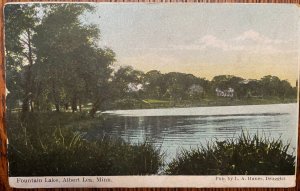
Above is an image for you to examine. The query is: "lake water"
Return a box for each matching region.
[87,103,298,162]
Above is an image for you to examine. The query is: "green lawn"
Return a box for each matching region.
[142,99,170,104]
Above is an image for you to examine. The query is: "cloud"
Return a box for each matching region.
[147,30,294,55]
[169,35,244,51]
[167,44,202,51]
[198,35,244,51]
[189,30,293,54]
[199,35,229,50]
[234,30,287,44]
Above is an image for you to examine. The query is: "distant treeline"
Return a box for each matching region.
[5,4,297,117]
[112,68,297,101]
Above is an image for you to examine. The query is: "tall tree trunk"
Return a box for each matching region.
[36,100,40,111]
[30,100,34,112]
[55,104,60,112]
[64,103,69,111]
[22,29,34,113]
[89,105,98,118]
[89,97,104,118]
[71,95,77,112]
[22,96,29,112]
[51,80,60,112]
[79,99,82,112]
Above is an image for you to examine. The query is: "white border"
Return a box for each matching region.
[9,176,296,188]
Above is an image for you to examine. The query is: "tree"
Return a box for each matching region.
[143,70,164,99]
[164,72,194,101]
[113,66,144,95]
[212,75,245,98]
[107,66,145,107]
[276,80,296,100]
[242,80,262,98]
[4,4,39,112]
[33,4,115,114]
[83,47,115,116]
[260,75,282,97]
[6,4,116,115]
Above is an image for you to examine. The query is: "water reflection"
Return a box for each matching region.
[86,108,296,163]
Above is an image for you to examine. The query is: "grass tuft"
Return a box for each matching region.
[165,132,295,175]
[7,112,163,176]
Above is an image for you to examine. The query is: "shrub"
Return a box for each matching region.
[165,133,295,175]
[7,112,163,176]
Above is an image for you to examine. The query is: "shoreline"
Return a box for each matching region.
[102,102,298,117]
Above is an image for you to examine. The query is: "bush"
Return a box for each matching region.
[7,112,163,176]
[165,133,295,175]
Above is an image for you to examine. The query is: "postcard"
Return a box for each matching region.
[4,2,299,188]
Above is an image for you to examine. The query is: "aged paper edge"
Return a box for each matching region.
[5,2,300,189]
[9,176,296,188]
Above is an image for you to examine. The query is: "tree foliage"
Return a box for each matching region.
[5,4,39,112]
[5,4,116,115]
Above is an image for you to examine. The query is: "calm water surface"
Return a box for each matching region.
[87,103,298,162]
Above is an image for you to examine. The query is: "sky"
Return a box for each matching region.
[83,3,299,86]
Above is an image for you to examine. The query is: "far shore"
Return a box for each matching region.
[102,102,297,117]
[100,97,297,113]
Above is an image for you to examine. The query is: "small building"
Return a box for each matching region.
[216,87,234,97]
[127,83,143,92]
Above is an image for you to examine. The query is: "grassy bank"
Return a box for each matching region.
[7,112,296,176]
[165,133,295,175]
[7,112,163,176]
[103,97,297,110]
